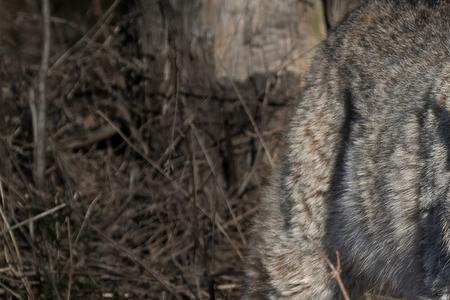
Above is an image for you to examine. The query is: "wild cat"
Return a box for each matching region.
[245,0,450,299]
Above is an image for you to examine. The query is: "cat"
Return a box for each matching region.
[245,1,450,299]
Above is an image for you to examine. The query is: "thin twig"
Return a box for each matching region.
[73,194,101,247]
[306,233,351,300]
[0,203,66,237]
[0,280,22,300]
[228,79,275,167]
[96,110,190,197]
[34,0,51,190]
[48,0,121,74]
[191,125,247,246]
[0,177,34,299]
[66,218,73,300]
[88,224,185,300]
[324,251,350,300]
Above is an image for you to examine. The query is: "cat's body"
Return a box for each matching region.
[245,1,450,299]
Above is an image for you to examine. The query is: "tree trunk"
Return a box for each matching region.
[139,0,327,96]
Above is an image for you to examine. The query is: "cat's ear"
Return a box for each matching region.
[324,0,362,30]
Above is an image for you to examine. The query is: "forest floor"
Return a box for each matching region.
[0,3,293,299]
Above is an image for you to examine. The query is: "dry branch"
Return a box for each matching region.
[34,0,51,190]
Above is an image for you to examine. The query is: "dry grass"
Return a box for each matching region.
[0,2,294,299]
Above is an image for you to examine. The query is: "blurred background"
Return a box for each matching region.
[0,0,359,299]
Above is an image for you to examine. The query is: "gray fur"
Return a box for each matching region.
[245,1,450,299]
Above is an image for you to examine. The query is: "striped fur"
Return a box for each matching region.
[245,1,450,299]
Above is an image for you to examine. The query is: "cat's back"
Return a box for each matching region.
[328,0,450,113]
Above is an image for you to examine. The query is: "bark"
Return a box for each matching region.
[139,0,327,96]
